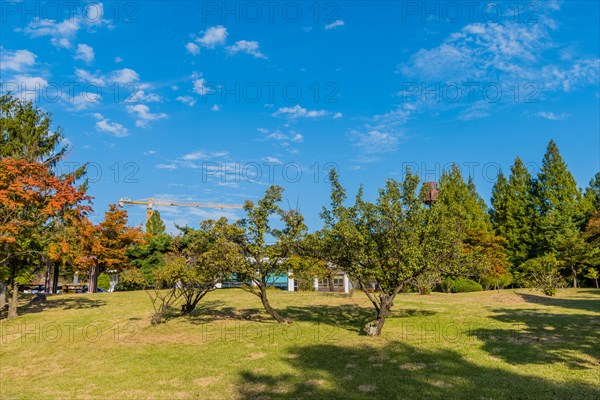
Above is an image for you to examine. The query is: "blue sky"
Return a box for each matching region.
[1,0,599,232]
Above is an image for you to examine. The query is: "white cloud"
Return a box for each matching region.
[182,151,207,160]
[226,40,267,59]
[69,92,102,110]
[211,104,221,111]
[262,156,282,163]
[74,44,94,63]
[354,130,399,154]
[535,111,569,120]
[1,49,37,72]
[156,163,177,170]
[9,75,49,101]
[185,42,200,55]
[126,104,167,127]
[273,105,330,119]
[291,133,304,142]
[109,68,140,84]
[196,25,228,48]
[144,150,157,155]
[21,18,81,48]
[94,113,129,137]
[126,90,161,103]
[114,56,123,63]
[333,112,343,119]
[193,78,209,95]
[176,96,196,106]
[325,20,345,30]
[75,68,106,86]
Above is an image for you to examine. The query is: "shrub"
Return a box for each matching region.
[116,269,146,291]
[440,277,454,293]
[97,273,110,291]
[451,278,483,293]
[518,254,565,296]
[480,272,513,291]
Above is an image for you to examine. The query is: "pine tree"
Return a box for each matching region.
[535,140,583,256]
[438,164,491,233]
[490,158,536,266]
[536,140,581,217]
[146,210,166,237]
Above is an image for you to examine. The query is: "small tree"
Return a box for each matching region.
[519,254,566,296]
[145,255,185,324]
[321,170,460,336]
[236,185,306,323]
[584,268,599,289]
[0,159,90,318]
[177,218,243,314]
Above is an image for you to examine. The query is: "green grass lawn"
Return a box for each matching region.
[1,288,599,399]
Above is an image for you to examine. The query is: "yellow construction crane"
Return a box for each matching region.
[118,197,244,221]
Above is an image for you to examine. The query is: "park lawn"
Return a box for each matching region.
[1,288,599,399]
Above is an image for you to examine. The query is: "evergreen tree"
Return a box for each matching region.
[581,172,600,222]
[535,140,583,256]
[490,158,536,266]
[146,210,166,236]
[536,140,581,217]
[438,164,491,233]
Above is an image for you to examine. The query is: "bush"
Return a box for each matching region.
[480,272,513,291]
[518,254,565,296]
[440,277,454,293]
[97,273,110,291]
[451,278,483,293]
[116,269,146,291]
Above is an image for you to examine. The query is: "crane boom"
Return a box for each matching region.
[118,197,244,221]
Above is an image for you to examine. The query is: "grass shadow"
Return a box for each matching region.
[517,292,600,313]
[237,341,600,399]
[470,307,600,369]
[282,305,436,333]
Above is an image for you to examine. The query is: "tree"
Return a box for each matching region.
[581,172,600,223]
[95,205,143,292]
[0,159,90,318]
[542,210,590,287]
[146,210,166,237]
[145,255,186,324]
[1,94,87,306]
[322,169,460,336]
[236,185,306,323]
[176,218,243,314]
[490,158,536,267]
[535,140,582,255]
[519,254,565,296]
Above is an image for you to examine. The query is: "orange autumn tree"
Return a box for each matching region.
[0,158,91,318]
[95,204,144,291]
[47,215,102,292]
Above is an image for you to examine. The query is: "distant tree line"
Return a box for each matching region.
[1,94,599,337]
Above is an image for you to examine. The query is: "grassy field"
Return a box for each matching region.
[1,288,599,399]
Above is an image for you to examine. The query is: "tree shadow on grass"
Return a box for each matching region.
[281,305,436,334]
[8,294,108,317]
[237,341,599,400]
[517,292,600,313]
[470,307,600,370]
[186,301,271,324]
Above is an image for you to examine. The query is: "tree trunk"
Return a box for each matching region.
[595,278,599,289]
[0,281,6,310]
[572,266,578,288]
[7,282,19,319]
[88,264,98,293]
[52,263,60,293]
[44,261,52,293]
[364,294,396,336]
[328,272,335,292]
[259,288,290,323]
